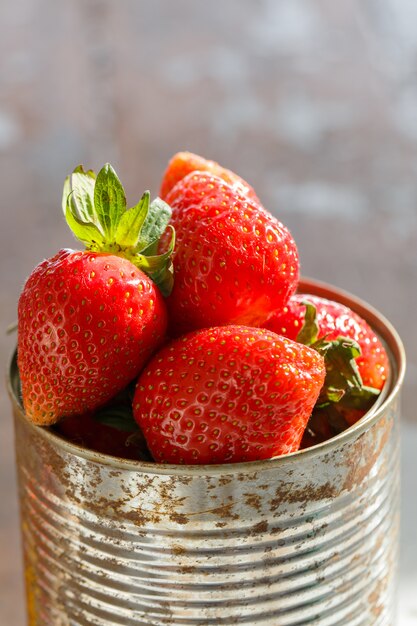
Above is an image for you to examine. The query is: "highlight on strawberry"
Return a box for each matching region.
[17,164,175,425]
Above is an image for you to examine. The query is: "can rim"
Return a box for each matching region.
[8,277,406,476]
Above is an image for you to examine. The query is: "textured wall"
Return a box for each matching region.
[1,1,416,623]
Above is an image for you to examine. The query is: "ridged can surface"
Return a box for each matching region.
[9,279,405,626]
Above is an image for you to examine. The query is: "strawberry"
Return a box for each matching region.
[162,172,299,335]
[264,294,389,390]
[55,386,151,460]
[133,326,326,464]
[265,296,388,441]
[55,410,150,460]
[160,151,260,203]
[18,164,174,426]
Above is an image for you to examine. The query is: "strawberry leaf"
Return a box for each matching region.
[315,336,361,389]
[65,197,106,248]
[313,336,379,410]
[63,166,105,246]
[94,163,126,239]
[137,197,172,253]
[131,226,175,296]
[337,384,380,409]
[296,300,319,345]
[62,163,176,295]
[62,165,97,225]
[323,387,345,404]
[297,301,380,413]
[114,191,150,249]
[92,405,139,433]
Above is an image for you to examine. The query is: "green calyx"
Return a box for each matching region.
[296,300,380,419]
[93,404,139,432]
[62,164,175,296]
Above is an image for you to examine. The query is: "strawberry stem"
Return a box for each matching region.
[62,164,175,296]
[296,299,380,415]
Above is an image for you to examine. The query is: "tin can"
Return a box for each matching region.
[9,278,405,626]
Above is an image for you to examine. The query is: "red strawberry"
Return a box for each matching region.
[133,326,325,464]
[163,172,299,335]
[264,294,389,390]
[265,295,388,439]
[55,411,150,460]
[18,164,174,425]
[160,151,259,203]
[18,250,167,425]
[55,386,151,460]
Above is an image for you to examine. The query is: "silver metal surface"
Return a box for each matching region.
[10,279,405,625]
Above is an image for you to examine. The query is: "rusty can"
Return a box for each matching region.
[9,278,405,626]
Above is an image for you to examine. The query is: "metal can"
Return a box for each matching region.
[9,278,405,626]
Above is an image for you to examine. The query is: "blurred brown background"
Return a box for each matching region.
[1,1,416,624]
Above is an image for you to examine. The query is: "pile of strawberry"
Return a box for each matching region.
[17,153,389,464]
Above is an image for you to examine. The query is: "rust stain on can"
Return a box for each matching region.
[270,480,339,511]
[244,491,262,511]
[341,415,394,493]
[251,520,269,535]
[368,574,389,620]
[23,555,37,625]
